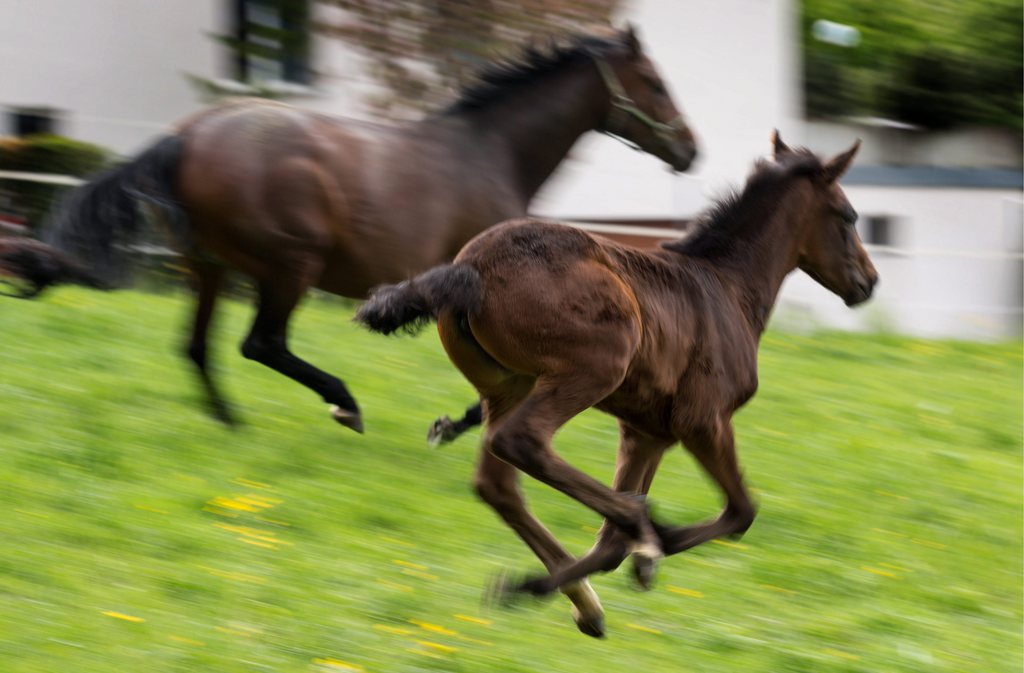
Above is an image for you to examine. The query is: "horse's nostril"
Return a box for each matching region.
[673,143,698,171]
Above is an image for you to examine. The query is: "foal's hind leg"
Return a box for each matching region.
[590,426,672,589]
[428,400,482,447]
[185,259,235,425]
[241,272,363,432]
[476,446,604,638]
[488,378,663,600]
[521,425,672,594]
[440,322,605,635]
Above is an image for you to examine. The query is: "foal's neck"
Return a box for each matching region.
[721,187,809,336]
[459,64,607,204]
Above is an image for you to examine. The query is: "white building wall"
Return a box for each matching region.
[533,0,801,220]
[0,0,222,153]
[775,187,1023,341]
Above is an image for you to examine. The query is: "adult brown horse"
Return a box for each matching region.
[45,27,697,433]
[355,133,877,637]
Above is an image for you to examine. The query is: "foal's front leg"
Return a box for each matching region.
[654,421,757,555]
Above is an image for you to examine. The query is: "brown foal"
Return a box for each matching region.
[357,133,877,637]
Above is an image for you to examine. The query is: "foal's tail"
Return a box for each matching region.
[355,264,484,335]
[45,135,186,285]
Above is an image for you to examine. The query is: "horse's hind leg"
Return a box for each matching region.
[185,259,235,425]
[241,271,363,432]
[427,400,482,446]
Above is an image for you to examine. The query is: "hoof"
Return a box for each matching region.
[484,570,553,608]
[484,570,518,608]
[330,405,364,433]
[630,541,663,591]
[565,579,605,638]
[427,416,458,447]
[209,400,238,428]
[572,607,606,638]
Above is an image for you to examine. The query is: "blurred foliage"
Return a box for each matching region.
[802,0,1023,129]
[191,0,312,100]
[195,0,620,111]
[0,134,111,230]
[316,0,619,114]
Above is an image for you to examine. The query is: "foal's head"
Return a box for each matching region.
[774,132,878,306]
[595,25,698,172]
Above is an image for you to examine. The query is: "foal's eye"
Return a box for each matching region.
[836,205,858,225]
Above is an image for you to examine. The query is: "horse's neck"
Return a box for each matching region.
[458,66,605,203]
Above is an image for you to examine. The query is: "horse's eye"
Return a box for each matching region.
[652,82,667,95]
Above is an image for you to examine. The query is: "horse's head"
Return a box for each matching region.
[594,25,698,172]
[774,131,878,307]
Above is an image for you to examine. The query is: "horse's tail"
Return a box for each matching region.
[45,135,186,284]
[0,238,110,298]
[355,263,484,335]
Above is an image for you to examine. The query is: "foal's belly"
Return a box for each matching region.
[596,383,676,437]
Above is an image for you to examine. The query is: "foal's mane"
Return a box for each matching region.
[663,149,823,258]
[446,32,627,113]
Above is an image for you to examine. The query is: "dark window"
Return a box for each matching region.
[233,0,310,84]
[10,107,60,136]
[860,215,894,246]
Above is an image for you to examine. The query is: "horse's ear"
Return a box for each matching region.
[623,23,642,57]
[821,139,861,183]
[771,129,791,158]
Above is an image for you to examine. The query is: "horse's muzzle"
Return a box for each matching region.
[845,270,879,307]
[669,140,698,173]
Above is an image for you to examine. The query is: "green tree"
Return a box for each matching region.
[315,0,620,113]
[802,0,1022,129]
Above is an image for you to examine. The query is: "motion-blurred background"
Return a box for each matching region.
[0,3,1020,673]
[0,0,1021,338]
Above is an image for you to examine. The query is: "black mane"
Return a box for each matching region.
[663,149,823,258]
[446,32,626,114]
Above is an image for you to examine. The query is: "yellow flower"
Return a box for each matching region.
[101,611,144,623]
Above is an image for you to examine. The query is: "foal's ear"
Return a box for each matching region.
[623,23,642,57]
[821,139,861,183]
[771,129,791,158]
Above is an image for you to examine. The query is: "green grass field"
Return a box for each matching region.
[1,288,1020,673]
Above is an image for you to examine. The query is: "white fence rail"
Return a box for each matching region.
[0,170,84,186]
